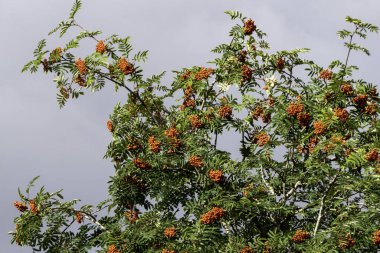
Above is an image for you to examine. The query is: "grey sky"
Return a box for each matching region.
[1,0,379,252]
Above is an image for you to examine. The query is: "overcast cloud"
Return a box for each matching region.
[1,0,379,252]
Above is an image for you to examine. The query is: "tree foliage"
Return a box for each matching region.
[12,1,380,252]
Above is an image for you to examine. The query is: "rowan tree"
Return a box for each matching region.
[11,1,380,252]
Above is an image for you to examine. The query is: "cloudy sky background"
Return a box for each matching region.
[1,0,379,252]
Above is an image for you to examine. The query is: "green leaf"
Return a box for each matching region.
[69,0,82,19]
[224,10,245,21]
[26,176,40,195]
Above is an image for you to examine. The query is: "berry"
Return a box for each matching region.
[340,83,354,95]
[75,58,87,75]
[14,201,28,212]
[240,246,253,253]
[95,40,106,54]
[118,57,134,75]
[254,132,270,147]
[334,108,349,122]
[189,156,203,168]
[162,249,175,253]
[292,230,310,243]
[373,230,380,245]
[241,65,253,82]
[75,212,84,223]
[365,149,378,162]
[209,170,223,183]
[189,115,203,129]
[133,158,151,170]
[297,112,311,127]
[165,127,180,138]
[319,69,332,80]
[243,18,256,35]
[287,102,304,116]
[164,227,176,238]
[339,234,356,249]
[107,245,121,253]
[218,105,233,119]
[148,136,161,153]
[29,199,38,214]
[276,58,285,70]
[365,103,377,115]
[313,121,326,135]
[107,120,113,132]
[352,94,368,108]
[194,67,214,81]
[200,207,225,224]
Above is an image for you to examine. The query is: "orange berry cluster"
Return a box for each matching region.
[96,40,106,54]
[75,75,86,87]
[286,102,304,116]
[180,70,192,81]
[50,47,62,63]
[313,121,326,135]
[118,57,134,75]
[365,103,377,115]
[75,58,87,75]
[208,169,223,183]
[189,115,203,129]
[365,149,378,162]
[148,136,161,153]
[29,199,38,214]
[252,107,271,123]
[184,85,193,97]
[124,210,139,224]
[241,65,253,82]
[42,59,50,72]
[341,83,354,95]
[164,227,176,238]
[218,105,233,119]
[276,58,285,70]
[133,157,151,170]
[181,99,196,111]
[165,127,181,152]
[352,94,368,109]
[319,69,333,80]
[373,230,380,245]
[292,230,311,243]
[243,18,256,35]
[296,112,311,127]
[238,50,248,63]
[75,211,84,223]
[254,132,270,147]
[189,156,204,168]
[14,201,28,212]
[180,83,196,110]
[107,120,114,132]
[194,67,214,81]
[240,246,253,253]
[334,108,349,122]
[162,249,175,253]
[165,127,180,139]
[107,245,121,253]
[200,207,225,224]
[286,100,311,126]
[339,234,356,249]
[127,137,140,151]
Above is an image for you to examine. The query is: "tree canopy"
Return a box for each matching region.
[11,1,380,252]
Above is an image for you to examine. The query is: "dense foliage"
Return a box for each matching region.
[12,1,380,252]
